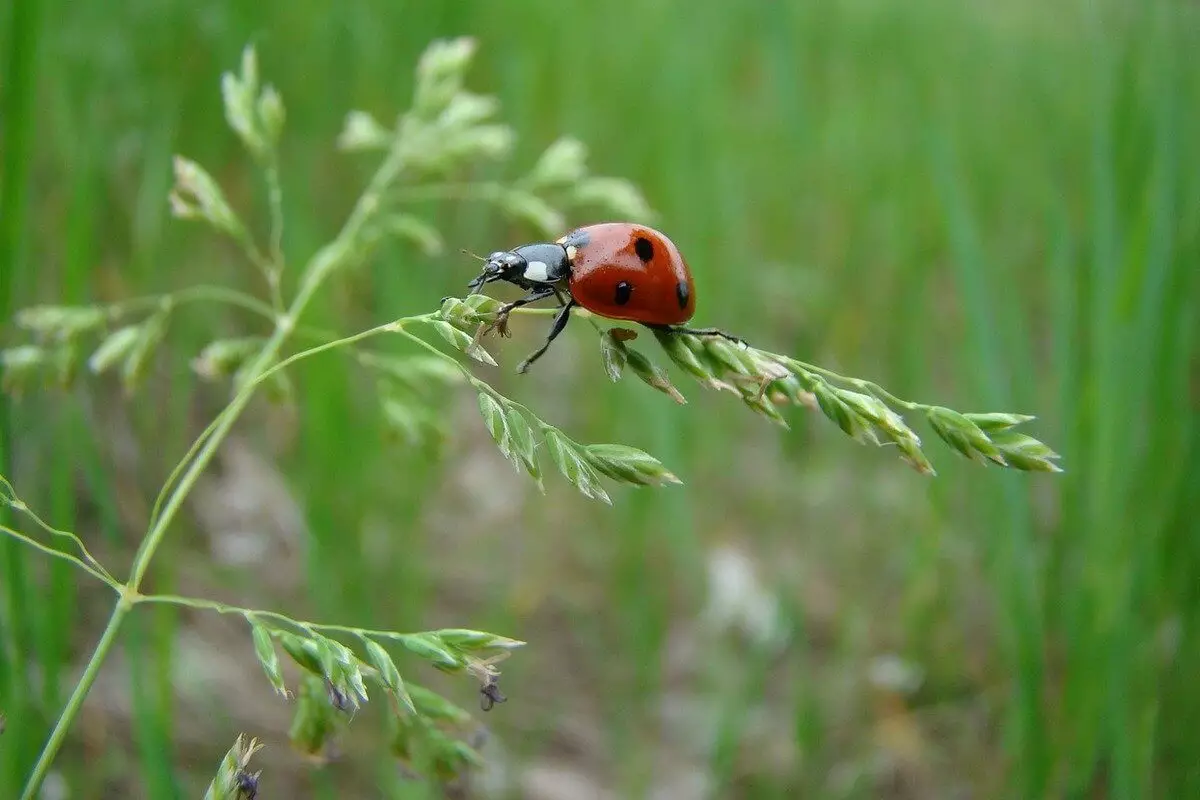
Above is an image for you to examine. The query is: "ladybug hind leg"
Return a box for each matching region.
[648,324,747,347]
[517,299,577,373]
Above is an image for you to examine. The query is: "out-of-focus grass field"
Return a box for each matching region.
[2,0,1198,797]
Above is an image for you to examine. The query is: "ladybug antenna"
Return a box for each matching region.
[460,248,488,262]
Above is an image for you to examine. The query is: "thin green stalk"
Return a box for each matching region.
[0,525,120,590]
[108,284,278,320]
[131,592,520,652]
[146,317,410,531]
[0,0,43,790]
[1,482,116,584]
[20,130,413,800]
[264,157,286,313]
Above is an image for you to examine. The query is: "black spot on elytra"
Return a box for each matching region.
[634,236,655,263]
[614,281,632,305]
[676,280,690,310]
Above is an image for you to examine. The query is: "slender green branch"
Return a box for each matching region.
[253,319,416,387]
[145,406,226,531]
[107,285,279,321]
[1,477,117,584]
[0,524,122,591]
[263,157,286,312]
[133,592,499,651]
[150,315,430,530]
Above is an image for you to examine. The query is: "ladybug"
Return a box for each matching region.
[466,222,740,372]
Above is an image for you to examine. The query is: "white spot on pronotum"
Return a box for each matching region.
[565,245,578,262]
[523,261,550,282]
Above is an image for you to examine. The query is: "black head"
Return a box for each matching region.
[467,250,527,292]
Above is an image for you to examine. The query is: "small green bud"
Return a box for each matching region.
[625,347,686,404]
[313,636,368,709]
[249,620,288,697]
[221,46,266,158]
[192,337,264,381]
[15,305,107,341]
[583,443,682,487]
[412,37,477,118]
[431,736,484,783]
[337,110,393,151]
[437,91,499,129]
[88,325,142,374]
[257,84,286,147]
[927,406,1003,464]
[407,683,474,724]
[544,429,613,504]
[653,330,712,382]
[477,392,509,451]
[525,137,589,188]
[462,293,503,317]
[1,346,47,392]
[740,388,790,427]
[435,629,526,651]
[288,675,340,761]
[429,320,497,366]
[837,390,890,426]
[962,412,1036,433]
[121,308,170,395]
[895,435,937,476]
[697,336,759,378]
[169,156,245,239]
[439,297,470,321]
[401,633,467,672]
[52,341,80,388]
[990,431,1063,473]
[364,639,416,714]
[571,177,655,221]
[279,632,325,676]
[238,44,259,95]
[504,409,542,485]
[599,330,629,382]
[813,381,872,443]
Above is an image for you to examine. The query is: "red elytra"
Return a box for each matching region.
[560,223,696,326]
[465,222,735,372]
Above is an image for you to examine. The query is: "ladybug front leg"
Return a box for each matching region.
[485,287,558,338]
[516,299,576,373]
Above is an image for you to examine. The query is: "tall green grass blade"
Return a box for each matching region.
[931,127,1048,797]
[0,0,45,793]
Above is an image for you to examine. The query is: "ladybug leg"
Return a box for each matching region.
[647,324,747,346]
[486,287,556,338]
[517,300,576,373]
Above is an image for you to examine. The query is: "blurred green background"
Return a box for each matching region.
[2,0,1198,797]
